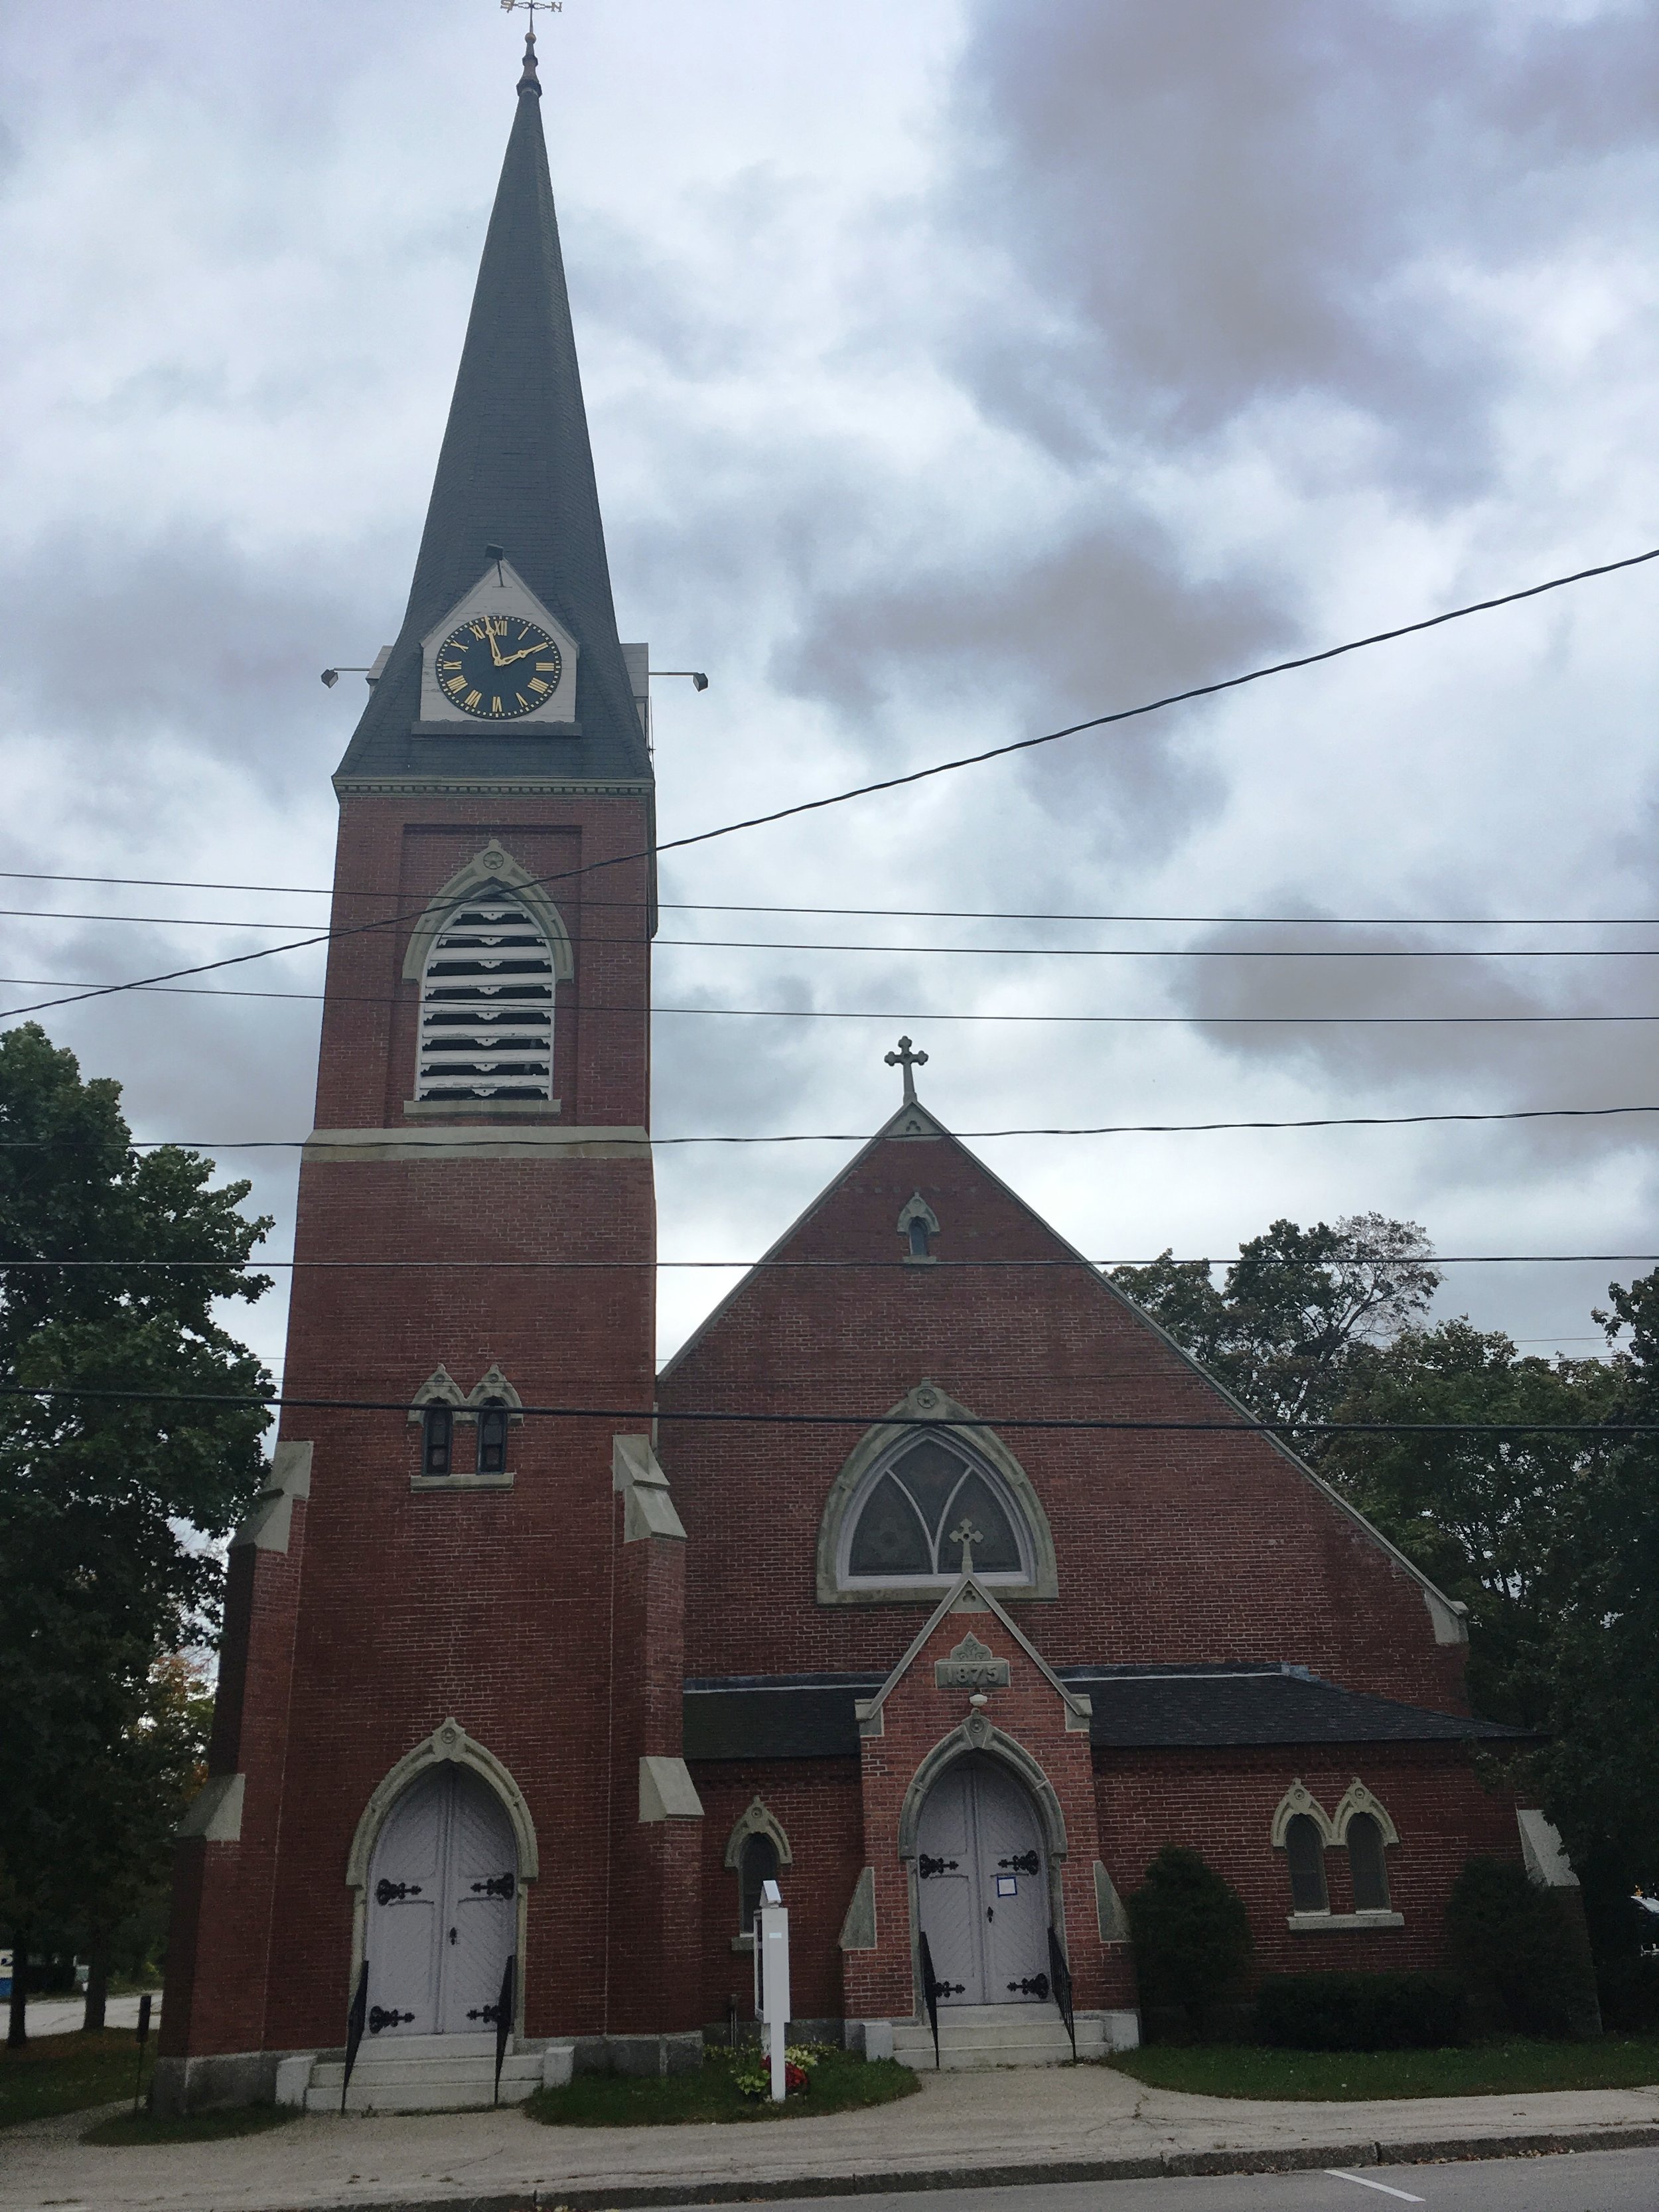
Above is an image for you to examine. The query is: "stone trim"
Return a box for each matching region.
[639,1755,704,1822]
[855,1570,1092,1739]
[1288,1909,1406,1932]
[723,1795,793,1872]
[177,1771,245,1842]
[838,1866,878,1951]
[305,1124,650,1164]
[1094,1859,1130,1943]
[228,1441,313,1556]
[399,841,575,989]
[407,1366,465,1418]
[465,1365,526,1424]
[1517,1808,1579,1887]
[1333,1778,1400,1847]
[1269,1779,1338,1849]
[613,1435,687,1542]
[815,1380,1059,1605]
[401,1098,563,1122]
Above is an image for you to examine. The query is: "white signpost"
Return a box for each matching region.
[753,1878,792,2103]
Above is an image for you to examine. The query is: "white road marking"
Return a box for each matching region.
[1325,2172,1425,2203]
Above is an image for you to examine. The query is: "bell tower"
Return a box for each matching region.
[159,32,703,2110]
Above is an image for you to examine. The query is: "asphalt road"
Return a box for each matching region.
[706,2150,1659,2212]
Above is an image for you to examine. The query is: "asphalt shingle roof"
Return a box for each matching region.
[680,1664,1528,1761]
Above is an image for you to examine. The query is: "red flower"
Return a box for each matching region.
[784,2063,809,2093]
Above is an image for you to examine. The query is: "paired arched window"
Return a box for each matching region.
[1274,1782,1398,1918]
[417,893,556,1103]
[842,1432,1031,1586]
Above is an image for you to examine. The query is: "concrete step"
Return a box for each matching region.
[303,2038,547,2112]
[891,2004,1108,2071]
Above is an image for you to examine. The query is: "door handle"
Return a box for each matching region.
[448,1926,457,1945]
[986,1907,995,1922]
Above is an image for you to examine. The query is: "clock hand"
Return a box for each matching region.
[497,642,551,667]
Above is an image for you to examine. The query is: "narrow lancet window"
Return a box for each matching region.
[1347,1812,1391,1911]
[908,1217,931,1258]
[1285,1813,1329,1913]
[422,1404,454,1479]
[476,1400,510,1477]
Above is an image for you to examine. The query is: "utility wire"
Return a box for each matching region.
[0,1252,1651,1271]
[3,542,1654,1027]
[0,1380,1650,1436]
[3,1102,1652,1148]
[1,973,1654,1024]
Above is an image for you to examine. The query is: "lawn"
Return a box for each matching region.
[1107,2034,1659,2101]
[525,2044,919,2126]
[0,2029,149,2130]
[85,2104,299,2146]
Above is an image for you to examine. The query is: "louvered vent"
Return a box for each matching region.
[417,895,555,1102]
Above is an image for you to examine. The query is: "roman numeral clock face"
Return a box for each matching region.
[436,616,563,719]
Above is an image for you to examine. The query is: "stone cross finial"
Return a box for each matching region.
[885,1035,928,1105]
[948,1518,985,1576]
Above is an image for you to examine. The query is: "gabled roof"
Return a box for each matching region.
[335,37,651,793]
[658,1089,1469,1642]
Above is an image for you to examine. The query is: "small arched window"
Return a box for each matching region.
[1347,1812,1391,1911]
[476,1399,510,1477]
[417,893,555,1103]
[842,1432,1029,1586]
[1284,1813,1329,1913]
[421,1404,454,1479]
[739,1831,780,1932]
[907,1217,931,1258]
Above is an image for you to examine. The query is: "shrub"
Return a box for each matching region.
[1445,1858,1601,2038]
[1256,1970,1465,2050]
[1127,1846,1252,2037]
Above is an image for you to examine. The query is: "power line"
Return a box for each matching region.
[0,1252,1650,1271]
[3,542,1654,1027]
[5,1102,1659,1150]
[1,973,1655,1024]
[0,1380,1649,1436]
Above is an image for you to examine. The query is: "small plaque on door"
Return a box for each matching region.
[995,1874,1018,1897]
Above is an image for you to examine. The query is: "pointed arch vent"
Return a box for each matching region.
[417,893,556,1102]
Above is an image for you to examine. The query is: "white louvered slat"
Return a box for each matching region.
[418,895,557,1101]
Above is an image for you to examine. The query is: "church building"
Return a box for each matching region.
[157,38,1560,2112]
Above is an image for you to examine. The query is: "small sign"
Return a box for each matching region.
[995,1874,1017,1897]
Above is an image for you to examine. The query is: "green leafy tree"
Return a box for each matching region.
[0,1024,271,2044]
[1125,1845,1252,2037]
[1323,1321,1619,1726]
[1114,1214,1441,1454]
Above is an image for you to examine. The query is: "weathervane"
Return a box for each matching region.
[500,0,561,15]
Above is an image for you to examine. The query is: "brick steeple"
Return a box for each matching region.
[335,37,650,792]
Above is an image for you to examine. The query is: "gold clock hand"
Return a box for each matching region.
[497,642,551,667]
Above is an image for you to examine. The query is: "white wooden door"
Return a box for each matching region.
[915,1755,1049,2007]
[366,1767,517,2039]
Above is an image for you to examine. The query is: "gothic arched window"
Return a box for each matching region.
[476,1399,510,1477]
[417,893,556,1103]
[1284,1813,1330,1914]
[421,1404,453,1479]
[1346,1812,1392,1912]
[841,1432,1032,1588]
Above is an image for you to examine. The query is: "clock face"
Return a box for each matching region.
[435,615,563,719]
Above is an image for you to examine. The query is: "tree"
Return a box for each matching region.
[1322,1321,1619,1726]
[0,1025,271,2043]
[1114,1213,1441,1454]
[1125,1845,1252,2037]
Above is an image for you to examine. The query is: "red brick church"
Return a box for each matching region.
[157,39,1559,2112]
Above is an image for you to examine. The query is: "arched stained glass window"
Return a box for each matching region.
[417,893,555,1103]
[1285,1813,1329,1913]
[1347,1812,1391,1911]
[843,1432,1030,1585]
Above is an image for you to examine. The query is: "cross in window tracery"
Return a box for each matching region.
[948,1518,986,1576]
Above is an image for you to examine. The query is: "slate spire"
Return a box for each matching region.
[336,39,650,786]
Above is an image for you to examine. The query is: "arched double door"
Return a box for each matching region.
[915,1754,1050,2006]
[364,1767,517,2037]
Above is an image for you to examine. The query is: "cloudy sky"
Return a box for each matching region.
[1,0,1657,1387]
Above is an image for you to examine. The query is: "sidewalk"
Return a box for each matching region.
[5,2063,1659,2212]
[15,1992,161,2037]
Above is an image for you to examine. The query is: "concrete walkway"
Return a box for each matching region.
[15,1991,162,2037]
[4,2064,1659,2212]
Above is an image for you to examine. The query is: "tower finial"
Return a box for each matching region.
[500,0,561,93]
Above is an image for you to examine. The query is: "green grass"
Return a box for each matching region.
[0,2029,152,2130]
[1106,2034,1659,2101]
[85,2104,300,2146]
[525,2045,920,2126]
